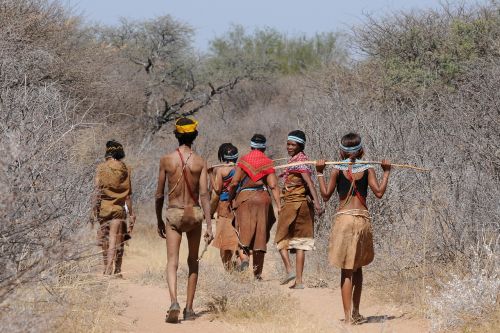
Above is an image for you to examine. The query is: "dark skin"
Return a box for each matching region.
[210,161,237,270]
[227,148,281,277]
[155,141,213,313]
[279,140,324,287]
[315,150,391,324]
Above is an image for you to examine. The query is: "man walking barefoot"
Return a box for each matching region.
[155,117,213,323]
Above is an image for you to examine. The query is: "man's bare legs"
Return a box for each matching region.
[165,224,202,312]
[185,225,201,311]
[165,227,182,305]
[104,219,124,275]
[340,269,353,323]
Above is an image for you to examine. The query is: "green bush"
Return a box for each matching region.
[206,25,346,79]
[355,3,500,91]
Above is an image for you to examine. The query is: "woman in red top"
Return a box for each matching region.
[228,134,281,279]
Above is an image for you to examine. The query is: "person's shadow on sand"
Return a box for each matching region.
[340,314,404,325]
[365,315,399,323]
[178,309,211,323]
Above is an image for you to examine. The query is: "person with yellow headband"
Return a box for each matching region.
[155,117,213,323]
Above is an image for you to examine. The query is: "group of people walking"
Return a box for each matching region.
[91,116,391,325]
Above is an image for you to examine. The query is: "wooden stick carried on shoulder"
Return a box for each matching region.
[208,162,236,171]
[274,160,430,172]
[208,156,289,171]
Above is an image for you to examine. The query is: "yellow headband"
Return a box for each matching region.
[175,118,198,134]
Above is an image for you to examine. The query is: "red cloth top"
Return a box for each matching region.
[279,151,311,181]
[238,149,275,182]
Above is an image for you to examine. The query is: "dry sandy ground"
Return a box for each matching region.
[113,281,428,333]
[110,232,429,333]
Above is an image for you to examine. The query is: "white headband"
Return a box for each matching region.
[250,141,266,149]
[288,135,305,145]
[340,142,362,153]
[223,153,239,160]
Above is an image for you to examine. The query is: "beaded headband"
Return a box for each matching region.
[223,153,239,160]
[340,142,362,153]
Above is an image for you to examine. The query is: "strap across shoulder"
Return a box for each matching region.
[175,148,197,203]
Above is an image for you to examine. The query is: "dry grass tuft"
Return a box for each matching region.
[425,245,499,332]
[199,265,296,322]
[0,256,124,333]
[461,307,500,333]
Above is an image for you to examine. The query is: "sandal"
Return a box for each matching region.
[280,272,296,285]
[165,302,180,323]
[183,308,197,321]
[289,283,305,289]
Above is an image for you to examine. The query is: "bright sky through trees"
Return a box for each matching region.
[72,0,441,50]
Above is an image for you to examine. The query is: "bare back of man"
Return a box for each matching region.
[163,148,204,207]
[155,118,213,324]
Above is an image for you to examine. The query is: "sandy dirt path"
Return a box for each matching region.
[111,237,429,333]
[114,279,428,333]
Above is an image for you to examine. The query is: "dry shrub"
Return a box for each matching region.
[0,1,122,330]
[0,84,96,298]
[426,241,499,332]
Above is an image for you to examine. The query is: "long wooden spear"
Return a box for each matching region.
[274,160,429,172]
[209,160,429,172]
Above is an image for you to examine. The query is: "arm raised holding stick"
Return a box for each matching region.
[275,160,429,172]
